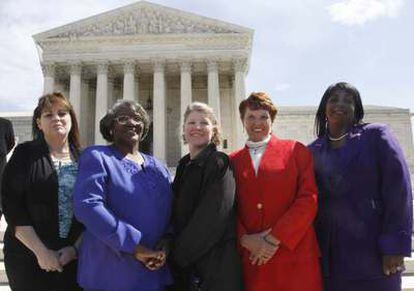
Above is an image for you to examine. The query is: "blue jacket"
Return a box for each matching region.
[73,145,173,290]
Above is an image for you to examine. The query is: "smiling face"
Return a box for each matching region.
[325,89,356,128]
[112,104,144,148]
[36,101,72,141]
[183,110,214,151]
[242,107,272,142]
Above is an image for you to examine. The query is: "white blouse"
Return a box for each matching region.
[246,135,271,175]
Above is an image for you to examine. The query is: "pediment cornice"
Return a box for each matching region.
[33,1,253,41]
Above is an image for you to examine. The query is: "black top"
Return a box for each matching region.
[1,138,83,255]
[0,117,15,201]
[170,143,243,291]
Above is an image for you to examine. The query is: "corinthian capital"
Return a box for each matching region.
[69,62,82,75]
[41,62,56,77]
[233,58,247,73]
[180,62,192,73]
[152,59,165,73]
[123,60,136,74]
[206,59,218,72]
[96,62,109,74]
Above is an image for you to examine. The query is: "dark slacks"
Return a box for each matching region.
[5,251,82,291]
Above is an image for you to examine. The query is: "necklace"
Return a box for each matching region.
[328,132,348,141]
[251,144,267,154]
[246,135,271,155]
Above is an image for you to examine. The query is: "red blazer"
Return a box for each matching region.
[230,135,322,291]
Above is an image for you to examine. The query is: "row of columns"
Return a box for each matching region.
[41,60,247,162]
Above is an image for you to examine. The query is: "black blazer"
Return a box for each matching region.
[170,143,243,291]
[0,117,15,200]
[1,138,83,255]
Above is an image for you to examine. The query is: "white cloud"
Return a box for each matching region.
[327,0,404,26]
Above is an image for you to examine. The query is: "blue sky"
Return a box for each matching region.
[0,0,413,117]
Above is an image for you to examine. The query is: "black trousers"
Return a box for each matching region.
[4,251,82,291]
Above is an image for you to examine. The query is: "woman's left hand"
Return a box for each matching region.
[383,255,405,275]
[57,246,78,266]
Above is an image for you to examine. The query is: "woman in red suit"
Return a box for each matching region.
[230,92,322,291]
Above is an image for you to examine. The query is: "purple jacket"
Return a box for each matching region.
[308,123,412,279]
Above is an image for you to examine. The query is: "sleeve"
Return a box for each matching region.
[1,144,32,228]
[73,148,142,255]
[376,125,412,256]
[173,156,236,268]
[272,143,318,251]
[5,119,15,153]
[236,214,247,253]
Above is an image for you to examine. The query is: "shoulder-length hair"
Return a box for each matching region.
[32,92,81,157]
[314,82,364,137]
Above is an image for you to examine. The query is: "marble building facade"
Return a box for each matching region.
[1,1,413,171]
[32,1,253,165]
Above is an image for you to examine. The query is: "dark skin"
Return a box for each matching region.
[325,89,405,275]
[111,104,166,271]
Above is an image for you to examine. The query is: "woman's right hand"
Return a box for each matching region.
[35,247,63,272]
[134,244,165,269]
[240,229,279,265]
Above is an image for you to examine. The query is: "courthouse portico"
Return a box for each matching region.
[33,1,253,165]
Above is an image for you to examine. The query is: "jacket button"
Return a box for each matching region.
[257,203,263,210]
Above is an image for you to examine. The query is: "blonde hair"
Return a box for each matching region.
[182,102,221,146]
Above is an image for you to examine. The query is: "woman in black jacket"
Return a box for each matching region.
[1,92,83,290]
[169,102,243,291]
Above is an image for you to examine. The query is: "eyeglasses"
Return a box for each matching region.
[114,115,144,126]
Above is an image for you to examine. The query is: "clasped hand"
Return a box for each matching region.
[36,246,77,272]
[383,255,405,276]
[241,229,280,266]
[134,244,166,271]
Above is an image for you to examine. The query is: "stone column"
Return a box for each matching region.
[42,63,55,94]
[135,72,140,103]
[123,61,135,101]
[69,62,82,119]
[233,59,247,149]
[152,61,166,162]
[180,62,192,156]
[207,60,221,124]
[95,62,109,145]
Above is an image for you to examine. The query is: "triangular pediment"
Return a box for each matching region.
[34,1,252,41]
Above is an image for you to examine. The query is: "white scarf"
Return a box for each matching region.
[246,135,271,175]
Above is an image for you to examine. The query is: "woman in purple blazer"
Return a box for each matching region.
[308,82,412,291]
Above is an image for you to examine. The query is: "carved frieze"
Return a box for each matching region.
[51,6,238,39]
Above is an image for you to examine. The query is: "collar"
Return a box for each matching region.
[179,143,217,168]
[246,135,271,149]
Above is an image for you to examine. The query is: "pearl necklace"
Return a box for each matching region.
[328,132,348,141]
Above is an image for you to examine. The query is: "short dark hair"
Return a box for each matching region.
[239,92,277,122]
[32,92,81,158]
[314,82,364,137]
[99,100,150,143]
